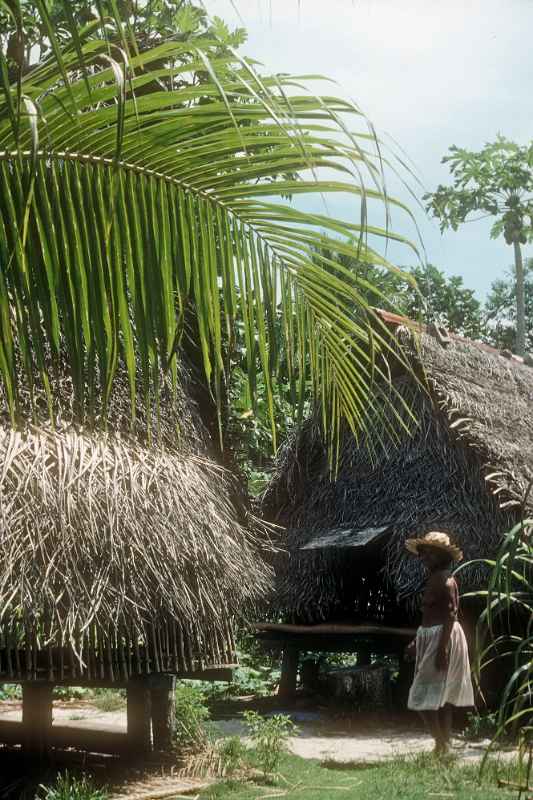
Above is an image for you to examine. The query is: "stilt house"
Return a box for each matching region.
[0,365,270,754]
[259,311,533,697]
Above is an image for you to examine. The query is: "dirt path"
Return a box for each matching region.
[0,701,513,766]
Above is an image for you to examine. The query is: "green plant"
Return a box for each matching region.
[463,711,499,742]
[174,682,211,749]
[0,1,417,457]
[464,516,533,743]
[40,772,107,800]
[218,736,248,776]
[53,686,90,701]
[0,683,22,701]
[88,689,126,713]
[243,711,298,779]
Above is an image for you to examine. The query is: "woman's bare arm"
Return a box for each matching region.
[436,577,458,671]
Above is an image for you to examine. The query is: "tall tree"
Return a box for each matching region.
[485,259,533,353]
[425,137,533,356]
[0,1,418,455]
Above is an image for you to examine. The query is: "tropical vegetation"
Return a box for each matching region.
[485,258,533,352]
[0,0,418,456]
[470,513,533,743]
[425,137,533,356]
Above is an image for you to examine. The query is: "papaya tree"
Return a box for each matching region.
[425,137,533,357]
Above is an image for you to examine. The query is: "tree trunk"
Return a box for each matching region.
[514,239,526,357]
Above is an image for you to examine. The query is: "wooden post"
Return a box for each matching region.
[126,677,152,756]
[278,648,299,699]
[22,683,53,759]
[150,674,176,752]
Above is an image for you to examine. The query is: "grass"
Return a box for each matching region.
[199,751,523,800]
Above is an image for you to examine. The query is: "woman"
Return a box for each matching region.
[404,531,474,755]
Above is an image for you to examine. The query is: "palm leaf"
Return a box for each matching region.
[0,8,420,446]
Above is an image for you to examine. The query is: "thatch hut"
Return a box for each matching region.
[259,311,533,698]
[0,364,270,754]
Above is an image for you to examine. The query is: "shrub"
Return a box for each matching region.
[40,772,106,800]
[463,711,499,741]
[174,682,210,748]
[218,735,248,776]
[243,711,298,779]
[89,689,126,712]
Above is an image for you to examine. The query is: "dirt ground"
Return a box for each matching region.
[0,697,513,766]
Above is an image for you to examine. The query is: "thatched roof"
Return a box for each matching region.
[0,362,271,682]
[262,313,533,624]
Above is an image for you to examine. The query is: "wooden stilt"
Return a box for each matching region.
[126,677,152,756]
[278,648,299,699]
[151,674,176,752]
[22,683,53,759]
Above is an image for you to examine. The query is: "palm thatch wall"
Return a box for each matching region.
[0,364,271,683]
[262,317,533,625]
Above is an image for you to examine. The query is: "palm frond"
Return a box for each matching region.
[0,10,420,445]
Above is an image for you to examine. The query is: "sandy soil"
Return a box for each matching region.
[0,700,513,766]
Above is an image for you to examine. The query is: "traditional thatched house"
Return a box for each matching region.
[0,364,270,754]
[259,311,533,697]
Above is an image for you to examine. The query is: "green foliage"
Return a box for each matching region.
[40,772,107,800]
[89,689,126,712]
[463,711,499,742]
[485,259,533,351]
[0,683,22,700]
[425,137,533,245]
[191,644,281,702]
[317,251,484,338]
[0,1,246,72]
[218,735,248,776]
[174,681,211,748]
[425,137,533,355]
[0,2,416,456]
[243,711,298,779]
[52,686,90,701]
[466,517,533,741]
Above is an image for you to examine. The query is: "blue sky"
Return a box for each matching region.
[204,0,532,299]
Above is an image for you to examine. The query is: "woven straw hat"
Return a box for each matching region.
[405,531,463,562]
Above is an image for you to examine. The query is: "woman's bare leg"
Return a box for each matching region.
[437,704,453,753]
[420,711,442,752]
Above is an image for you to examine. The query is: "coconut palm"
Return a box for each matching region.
[0,1,418,449]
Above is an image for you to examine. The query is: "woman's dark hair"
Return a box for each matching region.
[419,545,454,570]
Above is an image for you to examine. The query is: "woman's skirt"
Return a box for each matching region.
[408,622,475,711]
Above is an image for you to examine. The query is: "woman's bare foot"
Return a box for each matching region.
[434,739,451,757]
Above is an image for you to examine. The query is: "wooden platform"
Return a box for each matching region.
[0,666,236,757]
[254,622,416,699]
